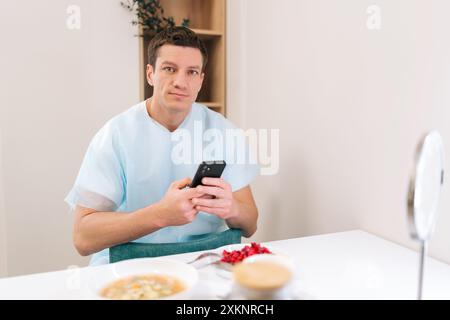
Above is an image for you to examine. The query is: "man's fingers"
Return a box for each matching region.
[184,187,205,199]
[172,177,192,189]
[196,186,225,198]
[198,194,215,199]
[201,177,231,191]
[192,198,229,208]
[194,205,227,218]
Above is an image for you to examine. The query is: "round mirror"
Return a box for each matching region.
[408,131,444,241]
[407,130,445,299]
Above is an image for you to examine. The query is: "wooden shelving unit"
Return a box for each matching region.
[139,0,227,116]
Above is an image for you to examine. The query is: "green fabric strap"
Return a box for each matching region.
[109,229,242,263]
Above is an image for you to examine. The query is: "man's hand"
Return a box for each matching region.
[155,177,205,227]
[191,178,239,220]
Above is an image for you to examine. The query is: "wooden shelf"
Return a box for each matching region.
[139,0,227,116]
[191,28,223,39]
[200,102,222,110]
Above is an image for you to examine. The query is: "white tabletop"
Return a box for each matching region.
[0,230,449,299]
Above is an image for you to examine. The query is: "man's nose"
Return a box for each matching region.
[173,72,188,89]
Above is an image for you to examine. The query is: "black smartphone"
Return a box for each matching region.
[190,161,226,188]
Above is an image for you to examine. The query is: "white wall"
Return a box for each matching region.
[1,0,449,277]
[228,0,450,263]
[0,0,140,276]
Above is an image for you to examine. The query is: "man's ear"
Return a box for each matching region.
[146,64,154,86]
[199,72,205,91]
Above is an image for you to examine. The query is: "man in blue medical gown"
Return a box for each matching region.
[65,27,259,265]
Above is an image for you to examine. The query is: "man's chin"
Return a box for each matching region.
[165,101,193,113]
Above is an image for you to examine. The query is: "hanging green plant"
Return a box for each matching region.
[121,0,190,37]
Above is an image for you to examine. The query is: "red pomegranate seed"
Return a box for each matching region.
[220,243,272,264]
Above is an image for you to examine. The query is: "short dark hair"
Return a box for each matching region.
[147,27,208,72]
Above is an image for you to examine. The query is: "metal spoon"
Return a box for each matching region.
[186,252,222,266]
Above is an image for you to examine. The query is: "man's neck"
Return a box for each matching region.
[145,98,191,132]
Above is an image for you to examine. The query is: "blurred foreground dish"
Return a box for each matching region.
[233,262,292,291]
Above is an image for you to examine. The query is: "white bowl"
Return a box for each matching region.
[86,258,199,300]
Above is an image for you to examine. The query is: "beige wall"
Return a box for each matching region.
[0,128,7,277]
[228,0,450,263]
[0,0,140,276]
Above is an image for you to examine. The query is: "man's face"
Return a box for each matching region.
[147,44,204,112]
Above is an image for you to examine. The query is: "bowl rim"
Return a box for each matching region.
[242,252,296,271]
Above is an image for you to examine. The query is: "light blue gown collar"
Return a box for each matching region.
[140,100,196,134]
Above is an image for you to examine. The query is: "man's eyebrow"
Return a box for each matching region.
[160,61,201,70]
[160,61,178,67]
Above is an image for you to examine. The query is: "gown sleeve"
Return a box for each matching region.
[65,122,126,212]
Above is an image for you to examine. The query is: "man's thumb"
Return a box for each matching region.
[172,177,192,189]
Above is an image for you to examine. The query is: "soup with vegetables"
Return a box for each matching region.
[100,274,185,300]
